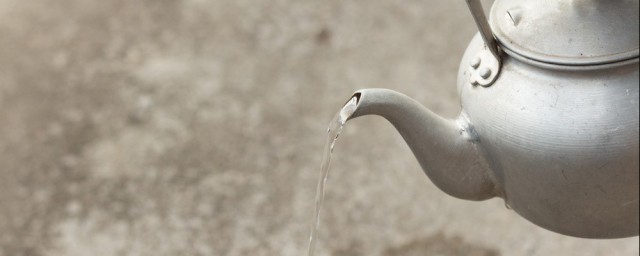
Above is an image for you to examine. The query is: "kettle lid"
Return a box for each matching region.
[490,0,639,66]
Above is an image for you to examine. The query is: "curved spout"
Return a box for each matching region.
[348,88,495,201]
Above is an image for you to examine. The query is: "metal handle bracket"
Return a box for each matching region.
[465,0,501,87]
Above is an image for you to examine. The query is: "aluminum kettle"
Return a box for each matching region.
[346,0,639,238]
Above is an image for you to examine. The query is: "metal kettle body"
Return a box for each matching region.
[347,0,639,238]
[458,34,639,238]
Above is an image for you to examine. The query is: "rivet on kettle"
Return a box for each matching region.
[479,67,492,79]
[470,57,481,69]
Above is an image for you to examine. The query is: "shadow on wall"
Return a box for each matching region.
[332,232,500,256]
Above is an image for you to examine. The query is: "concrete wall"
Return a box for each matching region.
[0,0,637,255]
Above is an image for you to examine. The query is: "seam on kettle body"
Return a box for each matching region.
[457,112,480,143]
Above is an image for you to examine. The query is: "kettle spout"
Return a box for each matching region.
[348,88,495,201]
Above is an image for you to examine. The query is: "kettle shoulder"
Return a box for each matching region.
[457,57,639,154]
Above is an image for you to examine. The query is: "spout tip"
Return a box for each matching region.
[351,91,361,103]
[347,92,361,109]
[337,93,361,124]
[347,88,404,120]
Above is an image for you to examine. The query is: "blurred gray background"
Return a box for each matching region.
[0,0,638,255]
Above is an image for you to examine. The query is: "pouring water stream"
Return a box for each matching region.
[307,96,359,256]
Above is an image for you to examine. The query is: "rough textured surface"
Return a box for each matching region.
[0,0,637,255]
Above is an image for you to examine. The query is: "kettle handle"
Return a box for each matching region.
[465,0,501,63]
